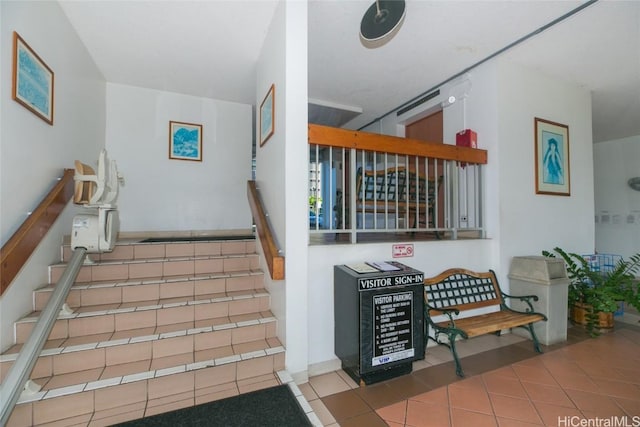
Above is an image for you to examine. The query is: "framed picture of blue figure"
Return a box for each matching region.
[12,32,54,125]
[169,121,203,162]
[535,117,570,196]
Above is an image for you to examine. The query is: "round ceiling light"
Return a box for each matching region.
[360,0,406,48]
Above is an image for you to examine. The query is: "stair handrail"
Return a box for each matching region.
[0,247,87,426]
[1,168,75,295]
[247,181,284,280]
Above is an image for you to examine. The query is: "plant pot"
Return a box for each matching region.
[570,302,614,329]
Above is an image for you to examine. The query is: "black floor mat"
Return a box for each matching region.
[114,385,311,427]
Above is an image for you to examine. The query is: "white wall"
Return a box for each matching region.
[0,1,105,351]
[305,64,503,373]
[495,59,595,269]
[105,83,253,233]
[283,1,310,382]
[255,0,309,381]
[255,0,288,363]
[594,135,640,258]
[364,65,503,272]
[364,59,594,281]
[306,59,596,373]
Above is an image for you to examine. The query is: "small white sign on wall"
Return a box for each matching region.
[392,243,414,258]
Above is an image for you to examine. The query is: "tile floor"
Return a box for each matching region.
[302,320,640,426]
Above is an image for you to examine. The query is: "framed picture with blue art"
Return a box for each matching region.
[12,32,54,125]
[169,121,203,162]
[534,117,570,196]
[259,84,275,146]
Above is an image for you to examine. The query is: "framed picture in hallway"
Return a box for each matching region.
[12,32,55,125]
[260,84,275,146]
[169,121,203,161]
[534,117,570,196]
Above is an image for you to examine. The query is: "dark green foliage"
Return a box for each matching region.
[543,247,640,336]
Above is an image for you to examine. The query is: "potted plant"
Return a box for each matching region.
[542,247,640,336]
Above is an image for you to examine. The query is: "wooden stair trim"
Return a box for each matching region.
[1,169,75,295]
[247,181,284,280]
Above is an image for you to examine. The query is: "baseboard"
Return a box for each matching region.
[618,311,640,326]
[307,358,341,378]
[291,370,309,385]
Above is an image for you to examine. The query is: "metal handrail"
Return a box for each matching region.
[0,247,87,425]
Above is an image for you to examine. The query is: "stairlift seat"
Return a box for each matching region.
[73,160,97,205]
[71,150,122,253]
[73,150,120,207]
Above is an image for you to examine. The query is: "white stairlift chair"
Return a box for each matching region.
[71,149,123,253]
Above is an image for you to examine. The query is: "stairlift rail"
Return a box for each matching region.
[0,248,87,426]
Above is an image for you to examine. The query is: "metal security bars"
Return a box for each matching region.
[307,125,488,243]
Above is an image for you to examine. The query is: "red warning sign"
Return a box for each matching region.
[392,244,414,258]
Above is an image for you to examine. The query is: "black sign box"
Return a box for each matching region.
[334,262,425,385]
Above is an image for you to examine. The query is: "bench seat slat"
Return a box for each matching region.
[436,311,545,338]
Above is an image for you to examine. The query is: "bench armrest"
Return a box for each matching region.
[425,303,460,325]
[500,292,548,319]
[425,303,460,317]
[501,291,538,302]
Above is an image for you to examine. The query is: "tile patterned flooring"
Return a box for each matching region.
[302,321,640,426]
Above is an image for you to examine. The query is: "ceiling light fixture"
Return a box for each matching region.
[360,0,406,49]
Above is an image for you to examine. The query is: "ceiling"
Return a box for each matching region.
[59,0,640,143]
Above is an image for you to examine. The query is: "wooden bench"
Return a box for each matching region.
[423,268,547,377]
[355,166,442,229]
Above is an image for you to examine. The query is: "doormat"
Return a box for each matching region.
[139,235,254,243]
[114,385,312,427]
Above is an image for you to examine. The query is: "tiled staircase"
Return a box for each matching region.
[1,237,285,426]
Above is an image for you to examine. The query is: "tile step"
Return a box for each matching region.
[3,313,277,359]
[60,238,257,263]
[21,289,270,326]
[8,349,287,427]
[12,292,272,345]
[2,316,279,388]
[16,343,285,398]
[49,253,260,285]
[34,271,265,311]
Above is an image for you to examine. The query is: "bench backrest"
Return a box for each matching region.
[424,268,503,315]
[355,166,441,205]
